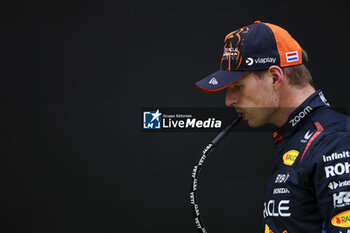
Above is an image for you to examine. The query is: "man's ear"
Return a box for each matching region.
[268,65,284,89]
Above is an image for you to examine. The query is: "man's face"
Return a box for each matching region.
[225,71,279,127]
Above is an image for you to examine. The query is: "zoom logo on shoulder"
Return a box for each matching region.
[143,109,162,129]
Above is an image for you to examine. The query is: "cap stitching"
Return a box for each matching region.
[263,24,281,67]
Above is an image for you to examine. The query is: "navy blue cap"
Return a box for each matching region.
[195,21,302,93]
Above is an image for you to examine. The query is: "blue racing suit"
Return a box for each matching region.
[263,90,350,233]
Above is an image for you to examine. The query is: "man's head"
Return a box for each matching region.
[195,21,315,127]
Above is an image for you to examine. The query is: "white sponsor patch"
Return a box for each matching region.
[319,91,330,106]
[263,200,291,218]
[273,188,290,194]
[209,77,218,85]
[289,106,313,127]
[323,151,350,163]
[325,162,350,178]
[328,180,350,190]
[333,191,350,208]
[275,173,290,183]
[301,130,315,143]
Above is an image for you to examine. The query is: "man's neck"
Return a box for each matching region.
[273,85,316,127]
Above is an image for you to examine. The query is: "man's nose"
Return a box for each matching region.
[225,87,238,106]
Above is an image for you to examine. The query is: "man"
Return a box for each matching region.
[195,21,350,233]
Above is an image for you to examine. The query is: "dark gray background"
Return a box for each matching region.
[1,1,349,232]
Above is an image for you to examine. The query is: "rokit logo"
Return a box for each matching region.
[333,192,350,208]
[325,162,350,178]
[263,200,291,218]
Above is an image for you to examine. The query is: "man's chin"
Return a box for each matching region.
[246,119,265,128]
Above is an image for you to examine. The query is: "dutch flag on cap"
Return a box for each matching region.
[286,51,299,62]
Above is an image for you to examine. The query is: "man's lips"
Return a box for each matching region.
[235,108,244,114]
[235,109,245,119]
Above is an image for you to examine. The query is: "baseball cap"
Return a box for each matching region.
[195,21,303,93]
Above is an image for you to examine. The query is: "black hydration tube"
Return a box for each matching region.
[190,114,242,233]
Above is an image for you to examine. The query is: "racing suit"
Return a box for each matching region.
[263,90,350,233]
